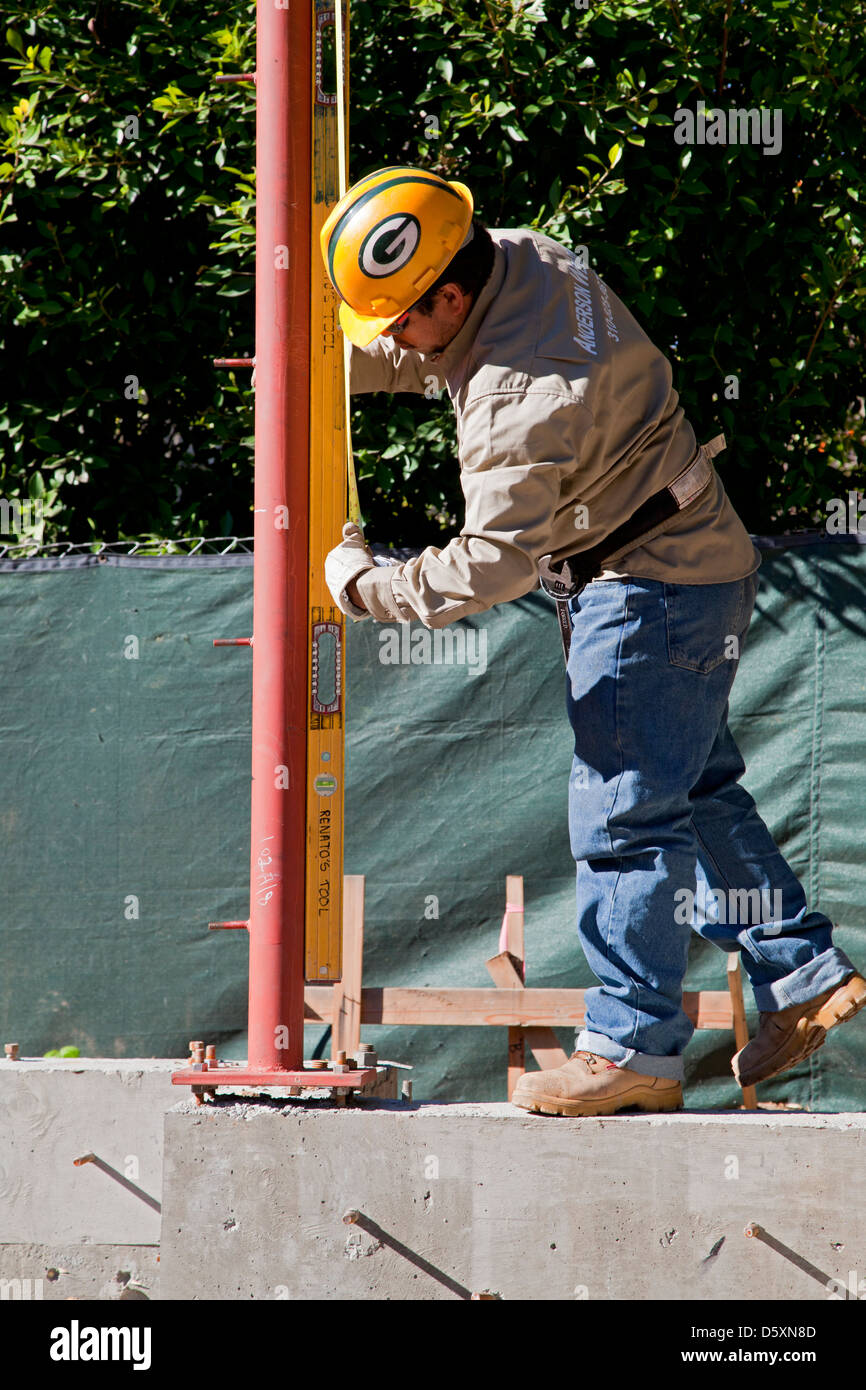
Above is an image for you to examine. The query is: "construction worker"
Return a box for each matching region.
[323,166,866,1116]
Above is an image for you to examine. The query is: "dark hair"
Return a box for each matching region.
[413,219,495,315]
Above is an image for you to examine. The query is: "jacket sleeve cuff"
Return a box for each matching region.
[355,566,413,622]
[340,585,370,620]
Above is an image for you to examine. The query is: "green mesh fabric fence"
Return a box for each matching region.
[1,539,864,1109]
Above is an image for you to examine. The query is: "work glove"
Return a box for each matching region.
[325,522,374,619]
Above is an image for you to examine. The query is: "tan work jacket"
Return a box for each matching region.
[350,228,760,627]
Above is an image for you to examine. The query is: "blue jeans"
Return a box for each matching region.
[567,573,857,1081]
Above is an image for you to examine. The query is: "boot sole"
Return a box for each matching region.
[510,1086,683,1118]
[734,974,866,1088]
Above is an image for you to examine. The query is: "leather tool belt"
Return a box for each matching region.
[538,435,725,663]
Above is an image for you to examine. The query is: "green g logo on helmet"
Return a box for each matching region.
[359,214,421,278]
[319,166,474,346]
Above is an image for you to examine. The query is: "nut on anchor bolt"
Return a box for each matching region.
[187,1040,211,1106]
[744,1222,763,1239]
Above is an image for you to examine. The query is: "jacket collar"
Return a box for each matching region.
[424,243,507,390]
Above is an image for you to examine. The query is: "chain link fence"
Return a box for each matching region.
[0,536,255,561]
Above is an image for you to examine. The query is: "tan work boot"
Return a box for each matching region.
[511,1050,683,1117]
[732,972,866,1088]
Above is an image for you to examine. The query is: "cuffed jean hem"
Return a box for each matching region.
[751,947,860,1012]
[575,1029,686,1081]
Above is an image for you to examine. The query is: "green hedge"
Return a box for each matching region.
[1,0,863,546]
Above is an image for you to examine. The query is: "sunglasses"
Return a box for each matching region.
[387,305,416,334]
[387,287,439,336]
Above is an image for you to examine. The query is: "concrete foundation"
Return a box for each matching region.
[5,1061,866,1302]
[0,1060,172,1245]
[160,1102,866,1301]
[0,1058,400,1300]
[0,1059,174,1299]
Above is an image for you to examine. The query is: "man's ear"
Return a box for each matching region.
[438,283,472,319]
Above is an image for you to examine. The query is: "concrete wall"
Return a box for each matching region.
[0,1058,398,1301]
[160,1101,866,1301]
[0,1060,174,1300]
[5,1062,865,1302]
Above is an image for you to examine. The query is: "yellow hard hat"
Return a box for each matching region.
[320,166,474,346]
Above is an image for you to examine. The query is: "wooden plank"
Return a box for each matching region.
[304,985,733,1029]
[502,874,524,965]
[727,953,757,1108]
[486,949,570,1083]
[490,941,527,1098]
[330,977,344,1056]
[691,990,735,1030]
[500,878,525,1098]
[522,1028,571,1071]
[356,986,583,1026]
[485,951,526,991]
[332,874,364,1056]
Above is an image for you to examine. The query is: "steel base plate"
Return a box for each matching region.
[171,1065,379,1090]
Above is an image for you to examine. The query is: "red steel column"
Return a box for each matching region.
[248,0,311,1069]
